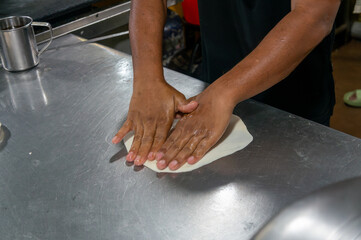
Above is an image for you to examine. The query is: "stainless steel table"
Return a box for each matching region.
[1,35,361,240]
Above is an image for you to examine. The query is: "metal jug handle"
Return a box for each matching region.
[32,22,53,56]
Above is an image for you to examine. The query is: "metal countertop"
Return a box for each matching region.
[0,35,361,240]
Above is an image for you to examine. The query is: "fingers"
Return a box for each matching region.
[187,138,214,165]
[155,128,182,166]
[177,100,199,114]
[133,122,156,166]
[156,129,217,171]
[130,118,172,165]
[176,93,198,114]
[155,124,211,171]
[148,122,171,161]
[112,120,132,144]
[117,116,173,165]
[168,138,214,171]
[127,123,143,162]
[167,135,206,170]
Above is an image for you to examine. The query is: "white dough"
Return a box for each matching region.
[124,114,253,173]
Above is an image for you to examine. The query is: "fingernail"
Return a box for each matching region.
[126,152,134,161]
[134,156,141,165]
[169,160,179,170]
[112,136,120,143]
[157,160,166,169]
[187,156,195,164]
[155,152,164,161]
[148,152,154,160]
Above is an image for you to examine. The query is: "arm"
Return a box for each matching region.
[112,0,197,165]
[156,0,341,171]
[212,0,341,106]
[129,0,167,81]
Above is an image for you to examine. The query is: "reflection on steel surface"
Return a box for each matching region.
[4,69,49,111]
[253,177,361,240]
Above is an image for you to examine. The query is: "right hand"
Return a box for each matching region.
[112,79,198,166]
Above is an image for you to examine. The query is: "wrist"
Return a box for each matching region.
[133,75,168,91]
[208,77,243,109]
[133,66,165,86]
[132,56,165,80]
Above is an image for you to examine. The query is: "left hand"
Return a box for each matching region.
[154,85,235,171]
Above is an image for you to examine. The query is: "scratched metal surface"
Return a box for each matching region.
[0,35,361,240]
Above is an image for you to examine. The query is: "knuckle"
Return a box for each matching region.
[172,144,182,152]
[160,143,171,150]
[141,136,153,144]
[158,148,166,154]
[194,150,204,158]
[194,142,212,157]
[177,149,192,159]
[194,128,206,137]
[144,117,155,125]
[205,129,214,137]
[181,146,193,153]
[182,127,194,136]
[151,141,162,149]
[124,120,132,127]
[134,126,142,134]
[189,140,199,149]
[167,138,176,145]
[203,129,212,137]
[154,135,166,141]
[197,142,208,150]
[133,135,142,141]
[163,136,175,145]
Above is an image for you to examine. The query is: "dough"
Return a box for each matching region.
[123,114,253,173]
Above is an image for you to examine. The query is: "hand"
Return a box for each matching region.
[155,85,235,171]
[112,79,198,166]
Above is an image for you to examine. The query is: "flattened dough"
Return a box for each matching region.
[124,114,253,173]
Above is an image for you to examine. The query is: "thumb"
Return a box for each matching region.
[177,98,199,113]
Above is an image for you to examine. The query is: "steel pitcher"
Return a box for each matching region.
[0,16,53,72]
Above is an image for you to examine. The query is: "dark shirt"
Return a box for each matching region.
[197,0,335,124]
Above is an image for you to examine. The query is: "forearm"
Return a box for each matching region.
[129,0,167,83]
[213,0,340,107]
